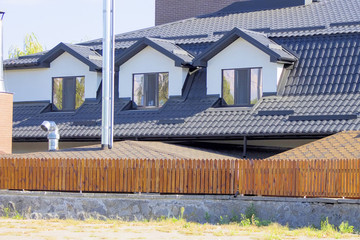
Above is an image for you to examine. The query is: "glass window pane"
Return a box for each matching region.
[62,78,76,111]
[222,70,235,105]
[235,69,250,105]
[133,72,169,108]
[53,78,63,110]
[250,69,261,104]
[133,74,144,106]
[75,77,85,109]
[158,73,169,107]
[145,74,157,106]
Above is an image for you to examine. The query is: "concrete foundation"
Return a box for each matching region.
[0,190,359,229]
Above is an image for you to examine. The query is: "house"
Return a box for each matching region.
[4,0,360,156]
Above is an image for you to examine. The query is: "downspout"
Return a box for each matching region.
[243,136,247,158]
[0,12,6,92]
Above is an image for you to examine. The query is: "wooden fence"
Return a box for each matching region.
[0,158,359,198]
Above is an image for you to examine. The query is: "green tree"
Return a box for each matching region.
[8,33,44,58]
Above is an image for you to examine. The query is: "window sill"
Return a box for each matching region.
[132,106,162,111]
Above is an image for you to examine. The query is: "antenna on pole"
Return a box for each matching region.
[101,0,115,149]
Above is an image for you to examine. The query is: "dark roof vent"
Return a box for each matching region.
[216,0,314,14]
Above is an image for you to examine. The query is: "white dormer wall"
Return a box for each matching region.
[207,38,284,96]
[4,52,101,102]
[118,46,189,98]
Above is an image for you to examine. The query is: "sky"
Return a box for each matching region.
[1,0,155,59]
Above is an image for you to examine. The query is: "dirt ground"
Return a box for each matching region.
[0,218,358,240]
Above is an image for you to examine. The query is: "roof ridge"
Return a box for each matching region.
[146,37,176,44]
[201,0,324,18]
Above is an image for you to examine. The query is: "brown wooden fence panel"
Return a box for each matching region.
[0,157,359,198]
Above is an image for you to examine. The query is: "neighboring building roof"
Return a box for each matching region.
[116,37,194,67]
[193,28,297,67]
[268,131,360,159]
[4,140,237,160]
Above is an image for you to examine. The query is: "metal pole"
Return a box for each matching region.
[101,0,111,149]
[109,0,115,149]
[0,12,6,92]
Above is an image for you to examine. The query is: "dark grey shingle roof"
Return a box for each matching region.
[12,92,360,140]
[275,33,360,96]
[13,99,130,139]
[79,0,360,50]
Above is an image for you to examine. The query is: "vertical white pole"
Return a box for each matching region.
[0,12,6,93]
[101,0,111,149]
[109,0,115,149]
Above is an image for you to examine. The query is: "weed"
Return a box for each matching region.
[320,217,336,232]
[245,203,257,220]
[3,207,10,218]
[183,222,190,228]
[2,207,23,220]
[219,215,229,225]
[339,221,354,234]
[229,211,240,223]
[239,214,251,226]
[179,207,185,220]
[205,212,210,222]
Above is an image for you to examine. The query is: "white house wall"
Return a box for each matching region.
[118,46,189,99]
[207,38,284,96]
[4,52,99,102]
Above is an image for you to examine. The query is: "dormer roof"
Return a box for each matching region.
[38,43,102,71]
[115,37,194,67]
[193,28,297,67]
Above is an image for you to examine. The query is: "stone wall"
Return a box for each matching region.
[0,190,359,229]
[155,0,239,25]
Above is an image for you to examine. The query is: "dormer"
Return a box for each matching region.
[4,43,102,109]
[194,28,297,106]
[116,37,193,108]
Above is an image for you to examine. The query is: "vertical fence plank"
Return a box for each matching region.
[163,159,168,193]
[209,159,213,194]
[118,159,123,192]
[159,159,164,193]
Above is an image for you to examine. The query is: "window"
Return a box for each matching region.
[133,72,169,108]
[52,76,85,111]
[222,68,262,106]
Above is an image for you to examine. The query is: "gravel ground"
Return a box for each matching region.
[0,219,358,240]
